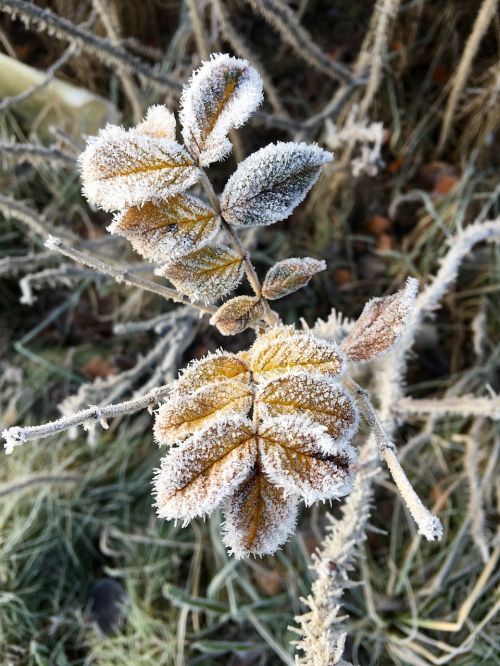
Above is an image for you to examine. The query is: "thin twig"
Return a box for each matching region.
[0,142,77,167]
[44,235,218,315]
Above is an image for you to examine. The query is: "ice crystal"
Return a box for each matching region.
[341,277,419,362]
[220,142,333,226]
[180,53,263,166]
[79,125,200,212]
[109,195,220,262]
[210,295,266,335]
[262,257,326,300]
[134,105,176,140]
[156,243,244,304]
[154,327,359,557]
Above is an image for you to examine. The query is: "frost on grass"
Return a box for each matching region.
[156,243,244,304]
[134,105,176,140]
[154,328,359,557]
[341,277,419,362]
[262,257,326,300]
[220,142,332,226]
[180,53,263,166]
[109,195,220,261]
[79,125,200,211]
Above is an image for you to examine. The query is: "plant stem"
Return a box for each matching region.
[44,235,217,315]
[346,378,443,542]
[198,171,279,327]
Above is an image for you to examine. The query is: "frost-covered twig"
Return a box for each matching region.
[347,379,443,541]
[0,251,56,277]
[0,0,181,93]
[397,395,500,420]
[2,384,173,454]
[243,0,356,84]
[0,141,77,166]
[0,196,78,241]
[44,235,218,314]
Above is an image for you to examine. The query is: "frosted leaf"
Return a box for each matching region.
[341,278,419,362]
[222,468,298,558]
[220,142,332,227]
[109,195,220,262]
[210,296,266,336]
[259,416,356,505]
[262,257,326,300]
[250,326,345,380]
[156,244,244,304]
[79,125,200,212]
[154,416,257,522]
[154,379,252,445]
[180,53,263,166]
[174,351,250,397]
[134,105,176,140]
[257,372,359,444]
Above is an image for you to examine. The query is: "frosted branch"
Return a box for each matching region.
[348,379,443,541]
[397,395,500,420]
[2,384,172,454]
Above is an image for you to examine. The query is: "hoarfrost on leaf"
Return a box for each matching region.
[174,352,250,397]
[180,53,263,166]
[108,194,220,262]
[79,125,200,212]
[156,243,244,304]
[210,295,266,335]
[134,105,176,140]
[341,277,419,362]
[262,257,326,299]
[220,142,333,227]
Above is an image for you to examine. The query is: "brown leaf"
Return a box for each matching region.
[222,467,298,558]
[210,296,266,335]
[82,357,117,379]
[250,327,345,380]
[109,195,220,261]
[257,372,358,442]
[157,244,244,304]
[154,379,252,445]
[154,417,257,521]
[340,278,418,362]
[262,257,326,300]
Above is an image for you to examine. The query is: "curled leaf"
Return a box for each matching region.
[251,327,345,380]
[210,296,266,335]
[257,372,359,443]
[262,257,326,299]
[340,278,419,362]
[80,125,199,211]
[156,244,244,304]
[154,417,257,521]
[175,352,250,397]
[259,416,356,504]
[222,467,298,558]
[154,379,252,445]
[134,105,176,140]
[180,53,263,166]
[109,195,220,261]
[220,142,332,226]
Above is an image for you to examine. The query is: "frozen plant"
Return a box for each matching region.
[3,53,443,558]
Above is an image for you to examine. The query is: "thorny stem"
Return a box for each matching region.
[44,235,218,315]
[345,377,444,542]
[2,384,173,454]
[198,171,279,327]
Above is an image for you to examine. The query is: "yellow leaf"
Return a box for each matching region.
[250,327,345,380]
[259,416,356,504]
[154,379,252,445]
[157,244,244,304]
[257,372,358,442]
[80,125,199,211]
[222,467,298,558]
[154,417,257,521]
[211,296,266,336]
[175,352,250,396]
[109,195,220,261]
[262,257,325,300]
